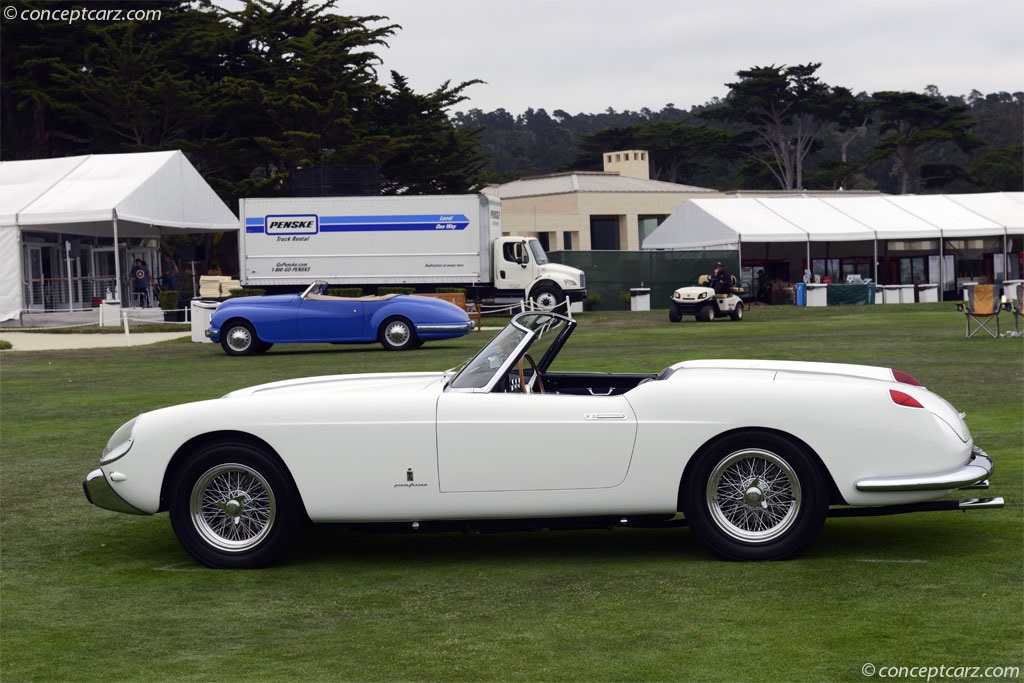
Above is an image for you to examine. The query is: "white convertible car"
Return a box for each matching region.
[84,312,1002,568]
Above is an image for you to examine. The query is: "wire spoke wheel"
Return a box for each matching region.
[705,449,800,543]
[190,463,276,552]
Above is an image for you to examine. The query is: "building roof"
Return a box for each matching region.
[495,172,717,199]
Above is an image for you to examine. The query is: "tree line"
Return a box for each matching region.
[457,70,1022,195]
[3,0,1022,209]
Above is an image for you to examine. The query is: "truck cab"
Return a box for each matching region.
[492,237,586,309]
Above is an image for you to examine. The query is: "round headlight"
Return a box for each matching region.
[101,418,137,465]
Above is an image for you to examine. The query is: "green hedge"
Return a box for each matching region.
[228,288,265,298]
[327,287,364,297]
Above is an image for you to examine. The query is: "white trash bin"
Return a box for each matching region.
[99,299,122,327]
[190,299,220,343]
[630,287,651,312]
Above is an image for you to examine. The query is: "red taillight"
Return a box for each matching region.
[889,389,924,408]
[892,369,922,386]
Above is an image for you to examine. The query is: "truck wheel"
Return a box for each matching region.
[729,303,744,321]
[669,303,683,323]
[530,286,563,311]
[379,316,420,351]
[696,305,715,322]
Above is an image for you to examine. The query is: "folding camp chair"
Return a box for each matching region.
[957,284,1002,338]
[1008,283,1023,337]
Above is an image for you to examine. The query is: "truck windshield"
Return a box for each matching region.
[528,240,549,265]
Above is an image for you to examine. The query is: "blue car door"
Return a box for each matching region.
[295,299,367,342]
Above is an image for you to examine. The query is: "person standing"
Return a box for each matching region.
[161,253,180,292]
[130,258,153,307]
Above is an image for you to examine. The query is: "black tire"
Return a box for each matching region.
[168,441,304,568]
[729,302,744,321]
[379,316,419,351]
[696,304,716,322]
[220,320,260,356]
[669,303,683,323]
[682,431,828,561]
[530,286,563,311]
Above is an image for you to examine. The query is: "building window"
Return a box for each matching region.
[638,215,664,247]
[563,232,573,250]
[590,217,620,250]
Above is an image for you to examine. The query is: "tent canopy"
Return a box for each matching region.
[0,151,238,320]
[642,193,1024,250]
[0,150,238,236]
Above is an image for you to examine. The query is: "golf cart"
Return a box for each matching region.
[669,274,744,323]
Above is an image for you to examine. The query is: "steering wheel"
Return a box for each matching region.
[517,353,546,394]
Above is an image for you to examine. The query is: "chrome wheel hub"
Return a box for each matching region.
[743,481,766,507]
[385,322,410,346]
[227,327,251,351]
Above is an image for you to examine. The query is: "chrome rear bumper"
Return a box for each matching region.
[855,447,994,492]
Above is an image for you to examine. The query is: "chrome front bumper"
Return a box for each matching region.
[83,469,147,515]
[856,446,995,492]
[417,321,475,333]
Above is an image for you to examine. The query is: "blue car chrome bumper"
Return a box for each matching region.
[417,320,475,333]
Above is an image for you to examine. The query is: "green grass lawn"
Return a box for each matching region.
[2,304,1022,682]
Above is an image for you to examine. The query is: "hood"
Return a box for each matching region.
[225,371,448,399]
[540,262,585,287]
[218,294,298,308]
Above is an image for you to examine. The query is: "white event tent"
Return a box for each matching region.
[0,151,238,320]
[642,192,1024,286]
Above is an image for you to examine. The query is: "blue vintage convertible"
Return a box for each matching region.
[206,281,474,355]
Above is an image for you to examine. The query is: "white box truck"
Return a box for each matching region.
[238,194,586,308]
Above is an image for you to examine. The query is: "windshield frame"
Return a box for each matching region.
[446,312,575,393]
[300,280,328,298]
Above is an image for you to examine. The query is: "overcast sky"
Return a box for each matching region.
[341,0,1024,116]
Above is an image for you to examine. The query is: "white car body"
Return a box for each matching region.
[85,312,1001,568]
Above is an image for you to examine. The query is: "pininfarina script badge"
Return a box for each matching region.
[394,467,427,488]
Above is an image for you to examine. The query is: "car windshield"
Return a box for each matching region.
[301,281,328,298]
[448,312,573,391]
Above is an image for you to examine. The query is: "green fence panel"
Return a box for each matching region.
[548,251,737,310]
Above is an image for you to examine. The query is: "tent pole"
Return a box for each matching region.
[939,234,945,301]
[873,238,878,285]
[112,213,122,302]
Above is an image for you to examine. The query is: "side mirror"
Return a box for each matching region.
[512,242,528,266]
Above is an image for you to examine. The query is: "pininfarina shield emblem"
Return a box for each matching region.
[407,468,414,482]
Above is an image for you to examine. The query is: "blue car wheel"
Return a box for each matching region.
[221,320,270,356]
[379,316,421,351]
